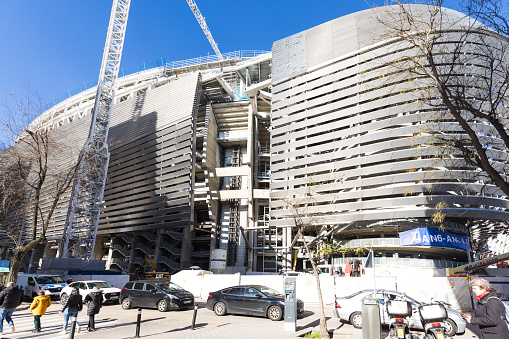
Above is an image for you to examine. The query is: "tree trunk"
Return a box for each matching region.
[298,228,328,339]
[7,251,26,284]
[7,239,43,283]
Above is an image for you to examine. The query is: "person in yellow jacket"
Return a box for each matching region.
[29,291,51,333]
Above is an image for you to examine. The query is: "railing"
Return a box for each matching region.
[111,244,130,258]
[333,256,467,268]
[42,50,269,112]
[110,258,128,271]
[115,233,132,244]
[134,242,153,254]
[158,256,179,272]
[160,241,180,255]
[131,257,143,265]
[139,232,156,242]
[336,238,402,248]
[259,142,270,154]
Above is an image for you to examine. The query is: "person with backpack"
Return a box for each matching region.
[59,287,83,334]
[29,291,51,333]
[0,282,24,335]
[84,286,103,332]
[462,278,509,338]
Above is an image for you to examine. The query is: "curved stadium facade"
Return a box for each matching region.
[4,5,509,274]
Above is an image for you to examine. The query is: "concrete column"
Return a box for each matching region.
[128,232,139,274]
[93,236,105,260]
[181,226,193,269]
[154,229,163,263]
[28,243,45,273]
[246,95,257,271]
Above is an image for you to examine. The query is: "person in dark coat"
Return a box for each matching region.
[84,286,103,332]
[59,287,83,334]
[462,278,509,339]
[0,282,24,334]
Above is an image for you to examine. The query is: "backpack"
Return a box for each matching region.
[486,296,509,329]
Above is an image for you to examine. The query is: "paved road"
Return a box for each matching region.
[0,300,479,339]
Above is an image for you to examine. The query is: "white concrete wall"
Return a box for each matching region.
[171,273,475,311]
[66,274,130,289]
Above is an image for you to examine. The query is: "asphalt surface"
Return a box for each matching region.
[0,299,480,338]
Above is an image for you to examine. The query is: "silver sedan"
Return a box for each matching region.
[333,289,466,336]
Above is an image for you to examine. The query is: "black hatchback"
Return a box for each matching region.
[206,285,304,321]
[121,280,194,312]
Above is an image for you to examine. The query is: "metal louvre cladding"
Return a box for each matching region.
[270,5,509,236]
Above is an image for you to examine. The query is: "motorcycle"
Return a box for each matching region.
[386,299,414,339]
[418,300,449,339]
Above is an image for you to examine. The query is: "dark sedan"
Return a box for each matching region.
[206,285,304,321]
[120,280,194,312]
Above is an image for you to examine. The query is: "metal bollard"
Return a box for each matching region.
[134,308,142,338]
[69,315,77,339]
[191,305,198,330]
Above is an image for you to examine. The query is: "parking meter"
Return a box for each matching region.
[284,277,297,332]
[361,297,382,339]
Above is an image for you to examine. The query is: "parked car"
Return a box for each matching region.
[120,280,194,312]
[334,289,466,336]
[17,274,67,300]
[206,285,304,321]
[60,281,121,304]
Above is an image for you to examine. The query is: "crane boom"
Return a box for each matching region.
[186,0,223,60]
[59,0,131,259]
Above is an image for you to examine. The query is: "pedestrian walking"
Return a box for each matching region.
[59,287,83,334]
[84,286,103,332]
[0,282,24,335]
[29,290,51,333]
[462,278,509,339]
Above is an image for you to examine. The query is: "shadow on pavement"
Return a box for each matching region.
[297,316,331,331]
[135,323,208,337]
[7,317,165,339]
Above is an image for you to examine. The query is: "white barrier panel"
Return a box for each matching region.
[66,274,130,289]
[174,273,475,311]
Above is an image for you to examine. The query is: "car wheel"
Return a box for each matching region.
[157,299,168,312]
[60,293,69,305]
[214,302,227,316]
[121,298,132,310]
[32,292,38,299]
[267,305,283,321]
[350,311,362,329]
[443,318,457,337]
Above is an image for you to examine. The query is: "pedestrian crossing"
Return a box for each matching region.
[0,309,117,337]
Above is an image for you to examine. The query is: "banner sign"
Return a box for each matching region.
[399,228,471,251]
[0,260,9,273]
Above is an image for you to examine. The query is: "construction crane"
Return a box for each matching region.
[447,252,509,276]
[59,0,222,260]
[186,0,223,60]
[59,0,131,259]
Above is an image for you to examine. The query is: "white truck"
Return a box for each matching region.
[17,274,67,299]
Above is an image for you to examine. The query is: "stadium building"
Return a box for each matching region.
[2,5,508,274]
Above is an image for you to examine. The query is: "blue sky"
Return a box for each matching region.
[0,1,463,106]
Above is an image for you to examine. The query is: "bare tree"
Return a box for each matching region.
[283,188,329,339]
[370,0,509,197]
[0,86,81,283]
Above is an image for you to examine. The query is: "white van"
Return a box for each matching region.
[17,274,67,299]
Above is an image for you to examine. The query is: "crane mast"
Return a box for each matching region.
[186,0,223,60]
[59,0,131,259]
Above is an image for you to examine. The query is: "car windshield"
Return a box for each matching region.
[87,281,113,288]
[35,276,65,284]
[403,294,422,306]
[344,291,365,299]
[257,286,283,297]
[155,282,185,292]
